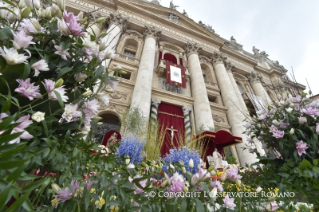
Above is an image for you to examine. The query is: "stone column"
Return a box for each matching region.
[150,98,161,123]
[248,71,272,104]
[212,51,258,166]
[182,106,192,142]
[129,26,161,126]
[103,13,128,67]
[184,42,215,131]
[225,62,248,113]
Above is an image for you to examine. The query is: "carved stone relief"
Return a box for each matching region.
[212,114,226,123]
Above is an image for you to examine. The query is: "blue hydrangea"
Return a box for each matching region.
[116,137,145,164]
[162,146,201,174]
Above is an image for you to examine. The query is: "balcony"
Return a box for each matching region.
[204,80,219,90]
[117,53,139,64]
[159,77,185,95]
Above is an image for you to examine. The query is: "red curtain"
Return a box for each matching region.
[164,53,177,64]
[180,58,183,67]
[158,103,185,157]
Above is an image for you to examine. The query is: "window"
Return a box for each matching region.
[203,74,206,81]
[123,49,136,58]
[208,96,218,104]
[120,71,131,80]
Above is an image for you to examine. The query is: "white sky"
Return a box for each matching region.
[156,0,319,94]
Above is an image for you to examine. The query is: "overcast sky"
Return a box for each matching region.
[156,0,319,95]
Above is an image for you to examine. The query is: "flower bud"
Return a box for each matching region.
[221,170,228,182]
[235,179,241,187]
[209,187,217,198]
[182,185,188,193]
[56,0,66,12]
[208,164,215,172]
[97,122,103,125]
[268,196,276,202]
[112,65,123,72]
[181,167,186,174]
[82,90,92,97]
[31,18,42,31]
[95,17,107,24]
[21,7,32,19]
[51,4,62,18]
[210,170,216,176]
[290,128,295,135]
[125,158,130,165]
[179,161,184,166]
[164,172,169,181]
[51,183,60,193]
[248,166,252,172]
[161,180,168,187]
[99,32,107,38]
[77,11,84,20]
[19,0,26,8]
[81,17,88,24]
[54,78,64,88]
[44,7,52,19]
[92,116,102,121]
[298,117,307,124]
[74,72,87,82]
[286,107,293,113]
[189,158,194,169]
[256,186,262,193]
[8,8,21,23]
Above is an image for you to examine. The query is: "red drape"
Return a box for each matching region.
[158,103,185,157]
[164,53,177,64]
[166,61,187,88]
[180,58,183,67]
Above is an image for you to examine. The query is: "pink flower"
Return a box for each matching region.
[316,123,319,134]
[223,195,236,210]
[57,19,70,36]
[15,78,42,100]
[302,107,319,117]
[62,104,82,122]
[227,168,242,181]
[198,167,211,181]
[43,79,68,102]
[265,202,279,211]
[31,59,49,76]
[298,117,307,124]
[10,115,33,143]
[84,99,100,115]
[129,175,148,194]
[12,30,35,49]
[56,187,73,202]
[107,79,119,92]
[63,11,84,36]
[18,18,43,35]
[278,120,290,129]
[167,180,185,198]
[296,140,308,156]
[54,45,70,60]
[211,180,223,191]
[269,125,284,139]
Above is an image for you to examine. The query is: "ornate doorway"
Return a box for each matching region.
[92,113,121,143]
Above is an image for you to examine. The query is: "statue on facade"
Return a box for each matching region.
[169,1,179,10]
[183,9,188,17]
[151,0,160,5]
[252,46,259,55]
[230,36,236,43]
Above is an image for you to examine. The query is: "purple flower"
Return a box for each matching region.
[12,30,35,49]
[167,180,185,197]
[211,180,223,191]
[247,137,254,144]
[62,104,82,122]
[15,78,42,100]
[56,187,73,202]
[31,59,49,76]
[302,107,319,117]
[54,45,70,60]
[71,180,79,193]
[223,195,236,210]
[63,11,84,36]
[129,175,148,194]
[296,140,308,156]
[265,202,279,211]
[269,125,284,139]
[43,80,69,102]
[169,172,184,185]
[84,99,99,115]
[227,168,242,181]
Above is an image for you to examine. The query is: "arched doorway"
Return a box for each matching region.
[93,112,121,143]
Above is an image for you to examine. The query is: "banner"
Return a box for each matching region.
[166,61,186,88]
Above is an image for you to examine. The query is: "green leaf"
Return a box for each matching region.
[1,97,11,113]
[21,177,50,193]
[313,166,319,174]
[179,199,187,212]
[299,159,312,170]
[0,182,13,209]
[7,165,26,182]
[42,119,48,137]
[0,159,28,170]
[6,191,31,212]
[0,26,13,40]
[91,65,104,82]
[0,132,23,144]
[313,159,319,166]
[57,67,71,78]
[53,90,64,108]
[22,63,30,79]
[194,198,205,212]
[0,113,16,131]
[1,0,17,7]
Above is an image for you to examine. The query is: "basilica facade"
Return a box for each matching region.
[67,0,305,166]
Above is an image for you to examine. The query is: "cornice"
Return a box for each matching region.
[220,46,257,66]
[151,88,194,106]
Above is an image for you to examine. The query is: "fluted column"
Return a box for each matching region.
[182,106,192,142]
[248,71,272,104]
[185,43,215,131]
[212,51,258,166]
[150,98,161,124]
[129,26,161,126]
[103,13,128,67]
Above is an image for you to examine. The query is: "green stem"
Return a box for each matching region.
[0,93,20,108]
[1,64,9,74]
[21,99,50,113]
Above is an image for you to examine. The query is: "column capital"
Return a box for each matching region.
[144,25,161,40]
[248,71,264,85]
[184,42,202,57]
[108,12,129,29]
[151,98,161,108]
[182,106,192,116]
[224,61,234,73]
[211,51,228,65]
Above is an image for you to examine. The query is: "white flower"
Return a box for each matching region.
[19,0,26,8]
[74,73,87,82]
[272,120,279,125]
[96,93,109,106]
[83,90,92,97]
[57,19,70,36]
[169,164,175,170]
[54,45,70,60]
[256,186,263,193]
[127,163,135,169]
[12,30,35,50]
[209,187,218,198]
[286,107,293,113]
[31,59,49,76]
[0,47,30,65]
[290,128,295,135]
[32,112,45,122]
[24,0,40,9]
[189,158,194,168]
[87,24,101,37]
[0,2,9,19]
[62,104,82,122]
[99,39,108,51]
[7,8,21,23]
[56,0,65,11]
[104,47,115,59]
[51,4,62,18]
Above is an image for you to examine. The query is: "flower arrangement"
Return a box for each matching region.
[116,136,145,164]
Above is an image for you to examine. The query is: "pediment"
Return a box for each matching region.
[119,0,224,44]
